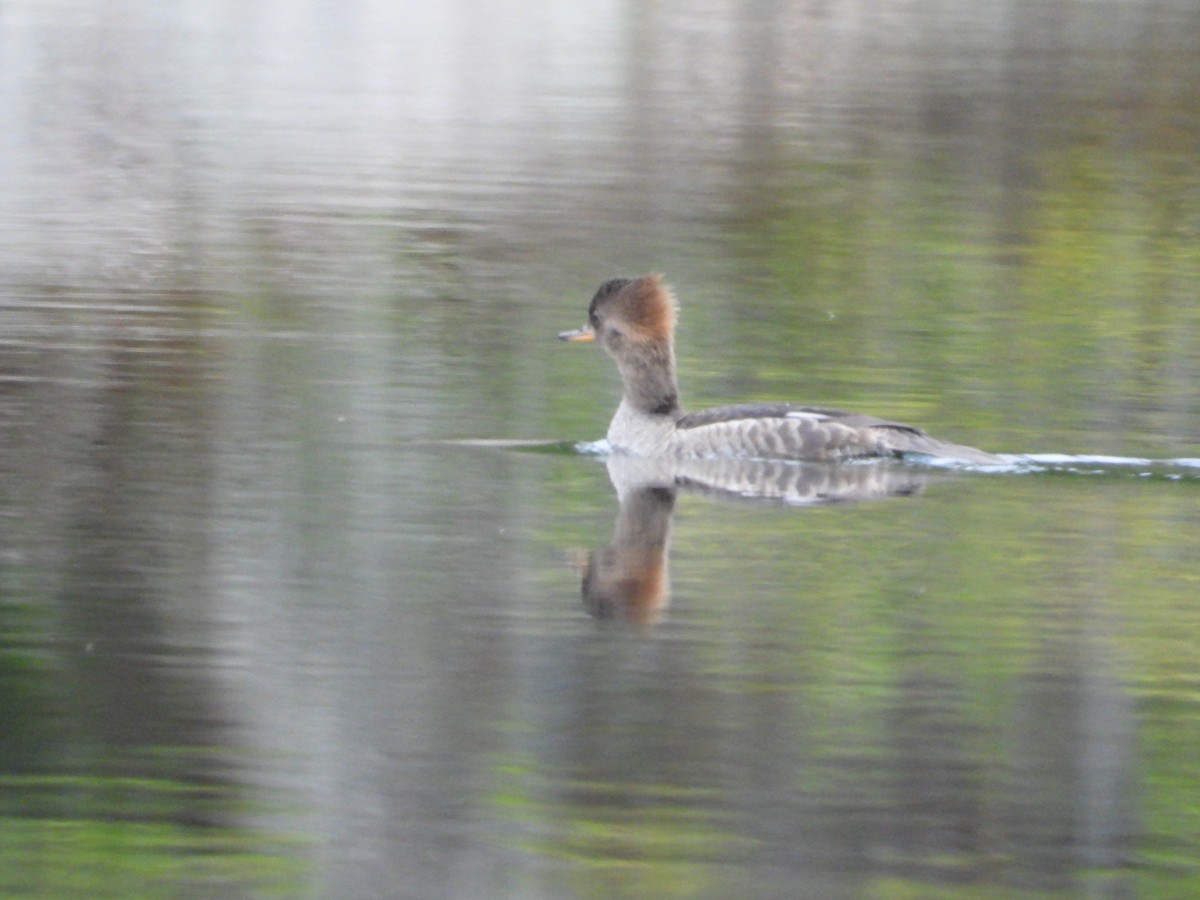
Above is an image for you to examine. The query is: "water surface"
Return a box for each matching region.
[2,1,1199,897]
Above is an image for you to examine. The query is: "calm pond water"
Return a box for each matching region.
[2,1,1199,897]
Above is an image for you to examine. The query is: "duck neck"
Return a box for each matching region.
[616,340,681,418]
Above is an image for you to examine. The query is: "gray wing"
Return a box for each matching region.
[677,402,923,433]
[674,403,998,464]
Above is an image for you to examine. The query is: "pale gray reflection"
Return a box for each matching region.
[578,454,931,624]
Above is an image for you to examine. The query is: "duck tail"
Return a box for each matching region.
[885,432,1005,466]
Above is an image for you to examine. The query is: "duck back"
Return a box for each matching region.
[674,404,1000,464]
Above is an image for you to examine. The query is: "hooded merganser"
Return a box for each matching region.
[559,274,1002,465]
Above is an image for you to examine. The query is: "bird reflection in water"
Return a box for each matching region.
[576,455,932,625]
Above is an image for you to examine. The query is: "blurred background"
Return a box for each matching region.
[1,1,1198,897]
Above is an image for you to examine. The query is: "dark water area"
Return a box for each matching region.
[2,1,1200,897]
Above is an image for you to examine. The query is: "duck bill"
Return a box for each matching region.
[557,325,595,342]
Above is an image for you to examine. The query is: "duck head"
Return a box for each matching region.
[559,275,681,417]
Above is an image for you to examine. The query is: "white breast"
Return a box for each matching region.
[606,400,678,456]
